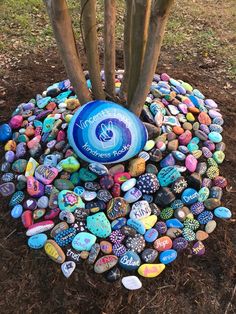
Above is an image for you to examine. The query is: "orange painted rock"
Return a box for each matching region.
[154,236,173,251]
[198,112,211,125]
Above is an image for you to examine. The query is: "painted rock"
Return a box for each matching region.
[27,176,44,198]
[78,168,97,182]
[113,172,131,183]
[28,233,48,249]
[94,255,118,273]
[159,249,177,264]
[50,222,69,238]
[140,215,157,229]
[25,157,39,177]
[192,241,205,256]
[205,220,217,233]
[154,236,172,251]
[166,218,183,229]
[12,159,27,173]
[185,155,197,172]
[0,182,15,197]
[111,218,127,230]
[126,234,145,253]
[141,248,158,263]
[61,261,76,278]
[181,188,198,205]
[214,207,232,219]
[121,276,142,290]
[130,201,151,220]
[0,123,12,142]
[121,178,137,192]
[86,212,112,238]
[88,243,101,264]
[154,187,176,206]
[107,197,130,220]
[68,100,148,163]
[88,162,109,176]
[127,218,146,235]
[144,228,158,242]
[196,230,209,241]
[26,220,54,236]
[136,173,160,194]
[72,232,96,251]
[105,267,121,282]
[11,204,23,219]
[44,240,66,264]
[35,165,58,184]
[58,190,84,212]
[119,251,141,270]
[124,187,142,203]
[9,191,25,207]
[100,240,113,254]
[66,248,81,264]
[172,237,188,251]
[138,263,165,278]
[59,156,80,173]
[54,228,77,247]
[128,158,146,177]
[158,166,181,187]
[112,243,127,257]
[23,199,37,210]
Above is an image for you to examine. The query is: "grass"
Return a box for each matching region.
[0,0,235,80]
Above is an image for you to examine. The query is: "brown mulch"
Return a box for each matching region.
[0,49,235,314]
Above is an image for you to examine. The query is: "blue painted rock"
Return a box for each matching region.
[28,233,48,249]
[111,218,127,230]
[11,204,23,218]
[9,191,25,207]
[127,218,146,235]
[181,188,199,205]
[159,249,177,264]
[166,218,183,229]
[0,124,12,142]
[72,232,96,251]
[214,207,232,219]
[86,212,111,238]
[158,166,181,187]
[0,182,15,197]
[68,100,147,163]
[144,228,158,242]
[119,251,141,270]
[58,190,84,212]
[54,228,77,247]
[124,187,142,203]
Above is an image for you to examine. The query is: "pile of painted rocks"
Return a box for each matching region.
[0,71,232,290]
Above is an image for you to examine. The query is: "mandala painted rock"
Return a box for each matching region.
[58,190,85,212]
[68,100,148,163]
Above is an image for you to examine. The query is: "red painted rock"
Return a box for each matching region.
[154,236,173,252]
[26,220,54,236]
[113,172,131,184]
[21,210,33,228]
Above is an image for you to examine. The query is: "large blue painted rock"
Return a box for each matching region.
[158,166,181,187]
[68,100,148,163]
[119,251,141,270]
[159,249,177,264]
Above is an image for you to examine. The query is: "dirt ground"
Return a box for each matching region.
[0,1,236,313]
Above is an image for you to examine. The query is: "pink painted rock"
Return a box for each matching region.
[9,115,23,129]
[185,154,198,172]
[35,165,58,184]
[27,135,41,149]
[178,130,192,145]
[160,73,170,81]
[27,176,45,198]
[57,130,66,142]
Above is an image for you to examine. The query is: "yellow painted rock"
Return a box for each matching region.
[44,240,65,264]
[4,140,16,151]
[25,157,39,177]
[140,215,157,230]
[138,263,165,278]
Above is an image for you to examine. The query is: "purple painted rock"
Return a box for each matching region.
[192,241,205,256]
[185,155,197,172]
[0,182,15,196]
[27,176,45,198]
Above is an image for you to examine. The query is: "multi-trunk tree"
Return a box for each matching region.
[44,0,174,117]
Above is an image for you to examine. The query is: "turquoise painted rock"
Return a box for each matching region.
[68,100,147,164]
[37,96,51,108]
[78,168,97,181]
[127,218,146,235]
[9,191,25,207]
[58,190,85,212]
[12,159,27,173]
[208,132,222,143]
[28,233,48,249]
[198,187,210,202]
[159,249,177,264]
[59,156,80,173]
[214,207,232,219]
[158,166,181,187]
[86,212,112,238]
[72,232,97,251]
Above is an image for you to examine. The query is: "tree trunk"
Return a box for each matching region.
[81,0,105,100]
[119,0,133,102]
[104,0,116,98]
[44,0,92,105]
[126,0,151,105]
[128,0,174,116]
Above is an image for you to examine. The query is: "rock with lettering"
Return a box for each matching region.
[138,263,165,278]
[44,240,66,264]
[94,255,118,273]
[124,187,142,203]
[141,248,158,263]
[158,166,181,187]
[130,201,151,220]
[35,165,58,184]
[119,251,141,271]
[72,232,96,251]
[159,249,177,264]
[107,197,130,220]
[154,236,172,252]
[181,188,199,205]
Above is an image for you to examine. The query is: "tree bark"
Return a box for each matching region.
[128,0,174,116]
[119,0,133,102]
[44,0,92,105]
[126,0,151,105]
[81,0,105,100]
[104,0,116,98]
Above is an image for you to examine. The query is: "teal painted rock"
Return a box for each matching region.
[198,187,210,202]
[158,166,181,187]
[9,191,25,207]
[72,232,96,251]
[28,233,48,249]
[37,96,51,108]
[54,179,75,191]
[87,212,112,238]
[59,156,80,173]
[78,168,97,181]
[214,207,232,219]
[58,190,84,212]
[12,159,27,173]
[208,132,222,143]
[68,100,147,164]
[127,218,146,235]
